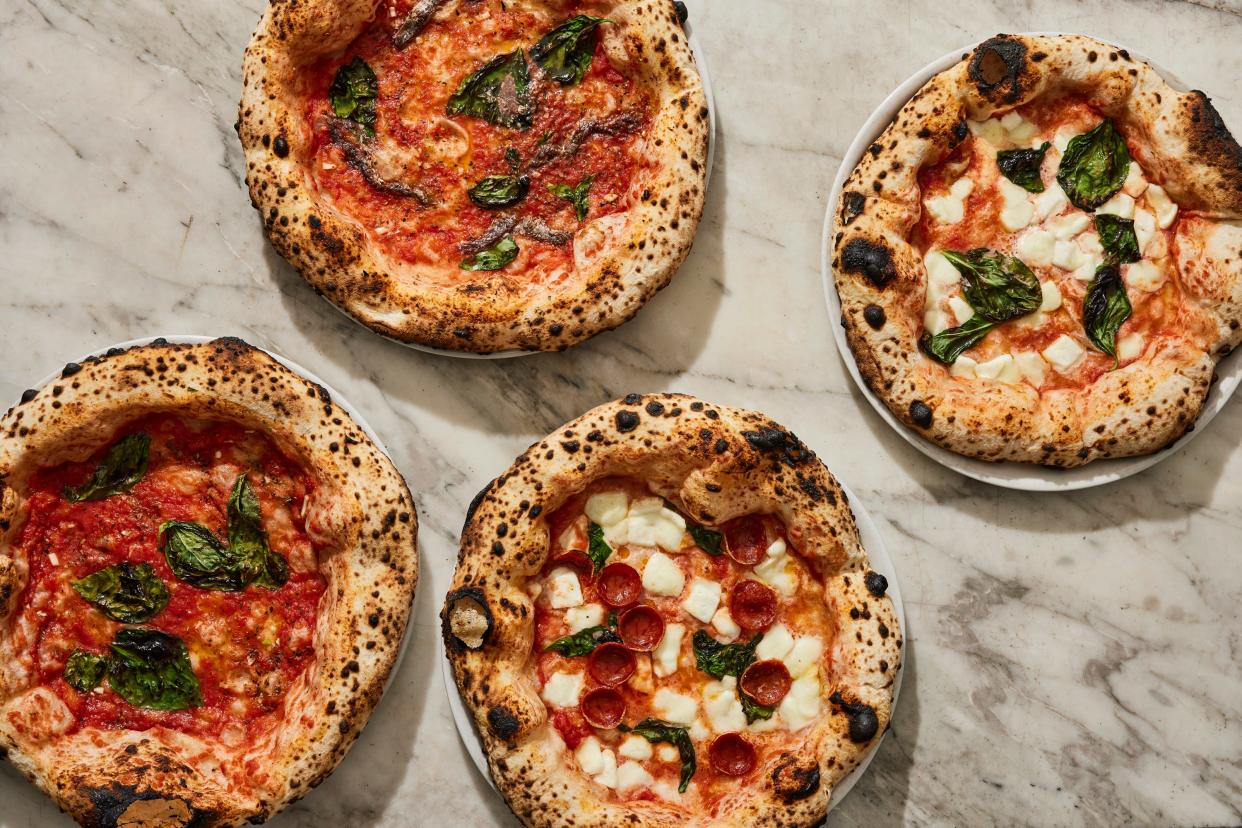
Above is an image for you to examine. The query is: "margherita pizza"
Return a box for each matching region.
[442,394,900,827]
[832,34,1242,466]
[239,0,709,354]
[0,338,418,826]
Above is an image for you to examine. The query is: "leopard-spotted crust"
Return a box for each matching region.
[442,394,901,827]
[831,33,1242,467]
[238,0,708,354]
[0,338,418,827]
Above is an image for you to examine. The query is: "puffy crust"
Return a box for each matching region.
[0,338,418,827]
[831,33,1242,467]
[442,394,901,827]
[239,0,709,354]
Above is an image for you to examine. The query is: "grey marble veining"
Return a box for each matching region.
[2,0,1241,825]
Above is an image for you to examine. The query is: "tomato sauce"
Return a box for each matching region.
[12,414,326,740]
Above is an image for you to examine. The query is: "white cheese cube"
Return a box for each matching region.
[542,672,584,708]
[1034,182,1068,220]
[924,176,974,225]
[924,307,950,336]
[1008,119,1037,143]
[999,111,1024,131]
[595,748,618,788]
[948,296,974,325]
[1043,334,1085,372]
[1133,208,1157,254]
[765,539,786,557]
[642,552,685,597]
[1053,126,1082,153]
[1039,281,1063,312]
[576,736,604,774]
[703,677,747,733]
[783,637,824,678]
[688,719,710,742]
[626,498,687,551]
[652,781,683,801]
[1124,259,1166,292]
[1052,240,1085,271]
[1122,162,1148,198]
[653,689,697,725]
[753,546,798,596]
[778,673,822,732]
[949,354,978,379]
[1048,211,1091,240]
[747,712,782,733]
[652,623,684,677]
[585,492,629,528]
[548,567,584,609]
[1016,229,1056,267]
[998,178,1035,231]
[1014,351,1046,387]
[657,745,678,763]
[755,623,794,661]
[925,250,962,292]
[974,353,1020,384]
[1117,333,1144,362]
[711,607,740,640]
[969,117,1008,147]
[1096,191,1135,219]
[565,603,605,633]
[618,734,654,761]
[616,761,655,792]
[681,578,722,623]
[1145,183,1178,228]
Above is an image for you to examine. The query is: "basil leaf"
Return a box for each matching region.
[1083,264,1132,361]
[227,476,289,591]
[688,524,722,556]
[63,433,150,502]
[545,625,622,657]
[107,628,201,711]
[468,173,530,209]
[996,141,1050,193]
[618,718,696,792]
[586,522,613,571]
[460,234,519,271]
[531,15,610,86]
[1094,214,1141,265]
[329,57,378,136]
[740,689,774,724]
[1055,120,1131,211]
[64,650,108,692]
[920,315,997,365]
[692,630,763,680]
[548,175,595,221]
[447,49,534,129]
[941,249,1042,322]
[71,562,169,623]
[161,520,241,590]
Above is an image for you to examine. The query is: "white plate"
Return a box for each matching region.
[331,24,718,360]
[820,35,1242,491]
[440,476,906,815]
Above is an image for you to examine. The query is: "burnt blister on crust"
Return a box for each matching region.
[841,238,897,288]
[442,587,494,652]
[863,304,886,329]
[830,691,880,743]
[743,426,811,466]
[909,400,933,429]
[864,570,889,597]
[770,753,821,802]
[84,784,210,828]
[969,35,1027,103]
[841,191,866,226]
[1186,91,1242,203]
[487,706,522,741]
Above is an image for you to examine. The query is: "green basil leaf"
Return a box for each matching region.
[227,476,289,591]
[941,248,1042,322]
[71,562,169,623]
[996,141,1050,193]
[919,315,997,365]
[329,57,378,135]
[586,521,612,571]
[1055,120,1132,211]
[618,718,696,792]
[692,630,763,680]
[1083,264,1132,361]
[1094,214,1141,265]
[548,175,595,221]
[161,520,242,590]
[468,174,530,209]
[64,650,108,692]
[688,524,722,556]
[459,234,519,271]
[740,688,775,724]
[63,433,150,502]
[531,15,610,86]
[107,628,201,711]
[447,49,534,129]
[545,625,622,657]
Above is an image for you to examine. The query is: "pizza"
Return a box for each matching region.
[442,394,901,827]
[239,0,709,354]
[0,338,418,827]
[832,34,1242,466]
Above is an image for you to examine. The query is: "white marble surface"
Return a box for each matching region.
[2,0,1242,825]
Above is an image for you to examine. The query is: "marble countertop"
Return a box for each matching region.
[3,0,1242,825]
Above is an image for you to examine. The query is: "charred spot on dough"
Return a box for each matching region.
[1184,91,1242,198]
[487,706,522,741]
[85,784,208,828]
[863,304,886,329]
[909,400,933,429]
[830,691,880,743]
[615,410,640,433]
[463,480,494,531]
[969,35,1027,103]
[865,570,889,597]
[771,754,821,802]
[840,238,896,288]
[272,135,289,158]
[841,191,866,225]
[442,587,494,652]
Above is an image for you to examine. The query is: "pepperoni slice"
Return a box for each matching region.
[549,550,593,578]
[740,659,792,706]
[580,687,626,729]
[597,563,642,608]
[724,515,767,565]
[587,642,637,687]
[617,605,665,652]
[709,733,757,776]
[729,579,778,630]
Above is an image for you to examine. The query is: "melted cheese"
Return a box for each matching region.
[681,577,721,624]
[778,673,822,732]
[1039,281,1063,312]
[548,567,584,609]
[653,689,697,725]
[998,178,1035,231]
[1014,351,1046,387]
[542,671,584,708]
[616,761,655,792]
[1016,229,1056,267]
[565,603,605,633]
[753,539,798,596]
[642,552,685,597]
[1043,334,1085,371]
[1122,162,1148,198]
[702,676,747,733]
[1096,191,1136,219]
[975,353,1020,384]
[711,607,740,640]
[1125,259,1166,292]
[924,176,974,225]
[653,622,684,677]
[1034,182,1068,221]
[1118,332,1145,362]
[585,492,628,527]
[948,296,974,325]
[1145,183,1178,228]
[618,734,653,760]
[755,623,794,661]
[784,637,824,678]
[950,354,978,379]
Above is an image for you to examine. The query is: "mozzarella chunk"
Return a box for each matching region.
[1052,240,1085,271]
[950,354,978,379]
[689,719,710,742]
[1049,211,1091,240]
[755,623,795,661]
[925,250,962,291]
[1133,208,1157,253]
[542,672,584,708]
[652,781,683,802]
[924,307,950,335]
[1145,183,1178,228]
[1034,182,1068,220]
[969,117,1008,147]
[642,552,685,597]
[618,734,654,761]
[653,622,684,677]
[1016,229,1056,267]
[616,761,655,793]
[924,176,974,225]
[974,353,1020,384]
[711,607,740,640]
[1096,191,1135,219]
[1000,111,1037,142]
[784,637,824,678]
[576,736,604,774]
[948,296,974,325]
[626,498,687,551]
[585,492,628,528]
[753,540,797,596]
[1122,162,1148,198]
[1043,334,1085,372]
[778,673,822,732]
[681,578,722,623]
[653,689,697,725]
[1125,259,1166,292]
[703,676,747,733]
[548,567,584,609]
[1118,333,1144,362]
[1039,281,1063,312]
[596,748,618,788]
[998,178,1035,231]
[565,603,605,634]
[1053,126,1082,153]
[657,745,679,763]
[1014,351,1046,387]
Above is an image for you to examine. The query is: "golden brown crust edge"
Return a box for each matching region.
[830,33,1242,468]
[0,337,418,827]
[441,393,902,828]
[238,0,709,354]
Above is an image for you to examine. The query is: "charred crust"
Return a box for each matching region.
[1185,91,1242,200]
[841,238,897,288]
[863,304,886,329]
[84,784,211,828]
[770,754,821,802]
[61,362,83,378]
[969,35,1027,103]
[673,0,688,24]
[841,191,866,225]
[830,691,880,743]
[615,410,640,432]
[864,570,889,597]
[909,400,933,428]
[743,427,810,466]
[487,706,522,741]
[272,135,289,158]
[442,586,494,652]
[464,480,494,531]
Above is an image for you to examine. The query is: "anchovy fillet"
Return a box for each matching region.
[392,0,447,49]
[327,118,435,205]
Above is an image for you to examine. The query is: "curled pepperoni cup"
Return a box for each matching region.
[587,642,637,687]
[597,563,642,608]
[729,579,778,630]
[549,550,594,578]
[724,515,767,565]
[709,733,757,776]
[740,659,792,706]
[580,687,626,730]
[617,605,665,652]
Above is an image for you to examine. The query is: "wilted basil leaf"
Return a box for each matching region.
[941,249,1042,322]
[64,650,108,692]
[1094,214,1141,265]
[1056,120,1131,211]
[996,141,1050,193]
[688,524,722,556]
[107,628,201,710]
[63,433,150,502]
[920,315,997,365]
[531,15,610,86]
[740,688,774,724]
[692,630,763,680]
[586,522,612,571]
[469,174,530,209]
[227,476,288,590]
[1083,264,1132,360]
[447,50,534,129]
[72,562,169,623]
[160,520,238,590]
[548,175,595,222]
[329,57,378,135]
[545,625,622,657]
[618,718,696,792]
[460,234,519,271]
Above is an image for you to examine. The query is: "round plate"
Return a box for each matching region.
[820,35,1242,491]
[440,476,906,814]
[329,23,718,360]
